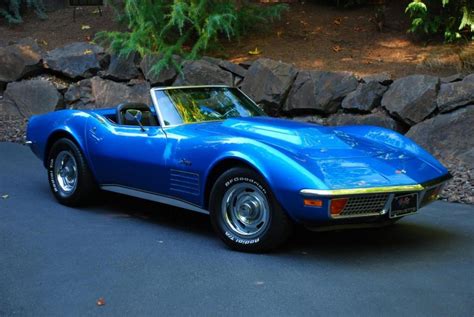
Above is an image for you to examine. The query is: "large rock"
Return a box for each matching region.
[437,76,474,113]
[381,75,439,126]
[202,56,247,78]
[65,77,150,109]
[140,54,181,86]
[102,52,140,81]
[240,58,297,115]
[0,38,43,83]
[325,111,405,133]
[440,73,464,83]
[44,42,105,79]
[64,78,93,109]
[173,59,233,87]
[284,71,358,114]
[361,72,392,85]
[0,97,22,120]
[4,79,62,117]
[341,81,388,112]
[406,105,474,168]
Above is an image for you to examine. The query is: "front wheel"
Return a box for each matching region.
[209,167,293,252]
[47,138,97,206]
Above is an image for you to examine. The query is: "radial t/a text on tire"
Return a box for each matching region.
[47,138,97,206]
[209,167,293,252]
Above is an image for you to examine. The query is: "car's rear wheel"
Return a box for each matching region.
[47,138,97,206]
[209,167,293,252]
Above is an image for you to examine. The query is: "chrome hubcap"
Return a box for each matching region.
[54,151,78,195]
[221,183,270,237]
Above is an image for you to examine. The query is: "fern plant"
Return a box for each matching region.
[96,0,288,76]
[406,0,474,42]
[0,0,47,24]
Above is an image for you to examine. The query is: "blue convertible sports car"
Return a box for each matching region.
[26,85,451,252]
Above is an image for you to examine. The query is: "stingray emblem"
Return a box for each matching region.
[395,169,407,174]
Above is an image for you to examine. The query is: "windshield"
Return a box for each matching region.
[153,87,266,126]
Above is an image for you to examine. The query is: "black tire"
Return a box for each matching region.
[47,138,97,206]
[209,167,293,252]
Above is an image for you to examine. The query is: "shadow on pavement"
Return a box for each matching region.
[67,190,462,261]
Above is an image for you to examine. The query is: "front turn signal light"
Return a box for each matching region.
[304,199,323,207]
[330,198,348,216]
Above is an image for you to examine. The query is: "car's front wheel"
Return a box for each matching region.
[47,138,97,206]
[209,167,293,252]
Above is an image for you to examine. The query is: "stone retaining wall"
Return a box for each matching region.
[1,39,472,203]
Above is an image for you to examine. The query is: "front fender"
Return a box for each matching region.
[200,138,331,222]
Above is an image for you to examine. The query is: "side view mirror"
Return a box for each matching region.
[125,109,145,131]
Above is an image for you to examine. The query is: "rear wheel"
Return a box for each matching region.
[209,167,293,252]
[47,138,97,206]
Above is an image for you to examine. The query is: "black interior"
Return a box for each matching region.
[116,103,159,126]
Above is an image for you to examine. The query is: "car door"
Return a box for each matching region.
[86,118,168,194]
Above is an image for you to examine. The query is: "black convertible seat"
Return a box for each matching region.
[116,103,159,126]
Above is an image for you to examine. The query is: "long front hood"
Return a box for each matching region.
[198,117,447,189]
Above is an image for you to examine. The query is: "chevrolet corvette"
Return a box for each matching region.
[26,85,451,252]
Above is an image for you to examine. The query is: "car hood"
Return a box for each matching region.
[196,117,446,189]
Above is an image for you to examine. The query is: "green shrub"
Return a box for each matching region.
[0,0,47,24]
[405,0,474,42]
[96,0,288,75]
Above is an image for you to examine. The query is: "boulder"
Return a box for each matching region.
[0,97,22,120]
[202,56,247,78]
[4,79,62,117]
[102,52,140,81]
[65,77,150,109]
[406,105,474,168]
[283,70,358,114]
[64,78,93,109]
[361,72,392,85]
[341,81,388,112]
[0,38,43,83]
[381,74,439,125]
[44,42,105,79]
[240,58,297,115]
[440,73,464,83]
[140,54,181,86]
[325,111,405,133]
[437,76,474,113]
[173,59,233,87]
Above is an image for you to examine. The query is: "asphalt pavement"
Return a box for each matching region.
[1,142,473,317]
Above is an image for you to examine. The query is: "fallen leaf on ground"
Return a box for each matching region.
[1,194,9,199]
[92,8,100,14]
[96,297,105,306]
[248,48,261,55]
[332,45,342,53]
[276,31,283,37]
[81,25,91,30]
[38,39,48,46]
[83,49,93,55]
[333,18,342,26]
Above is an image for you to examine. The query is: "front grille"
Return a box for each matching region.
[339,194,389,217]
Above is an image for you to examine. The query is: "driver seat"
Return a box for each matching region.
[116,103,158,126]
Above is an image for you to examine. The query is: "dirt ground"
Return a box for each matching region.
[0,1,472,78]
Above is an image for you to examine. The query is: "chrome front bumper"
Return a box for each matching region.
[300,174,452,219]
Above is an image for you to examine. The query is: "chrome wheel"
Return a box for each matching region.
[221,183,270,237]
[54,150,78,195]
